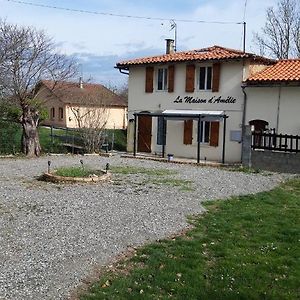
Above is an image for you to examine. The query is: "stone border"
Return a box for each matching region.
[120,154,234,168]
[41,170,111,183]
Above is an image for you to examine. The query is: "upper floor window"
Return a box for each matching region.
[157,67,168,91]
[199,66,212,90]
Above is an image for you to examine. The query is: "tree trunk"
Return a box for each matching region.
[21,107,41,157]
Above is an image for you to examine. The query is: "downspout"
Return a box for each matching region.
[276,86,282,133]
[241,85,248,162]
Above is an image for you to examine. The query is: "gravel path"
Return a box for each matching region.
[0,155,287,300]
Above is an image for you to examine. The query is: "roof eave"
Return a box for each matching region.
[244,79,300,87]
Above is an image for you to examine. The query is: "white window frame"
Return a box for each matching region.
[198,65,212,91]
[194,121,211,144]
[156,67,168,91]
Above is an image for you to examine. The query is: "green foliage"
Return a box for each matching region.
[80,179,300,300]
[55,166,102,178]
[0,120,21,154]
[28,98,49,122]
[0,102,22,121]
[0,124,65,154]
[104,129,127,151]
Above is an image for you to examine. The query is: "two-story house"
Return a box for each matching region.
[116,42,275,163]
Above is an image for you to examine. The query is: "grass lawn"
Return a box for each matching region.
[0,122,127,154]
[55,166,102,178]
[80,179,300,300]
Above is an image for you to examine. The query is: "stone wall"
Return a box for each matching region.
[251,151,300,174]
[242,125,300,174]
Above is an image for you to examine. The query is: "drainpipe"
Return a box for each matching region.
[241,85,248,162]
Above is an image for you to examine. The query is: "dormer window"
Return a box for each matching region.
[199,66,212,90]
[157,67,168,91]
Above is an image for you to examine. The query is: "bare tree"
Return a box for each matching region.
[254,0,300,59]
[116,82,128,102]
[70,99,109,154]
[0,20,77,156]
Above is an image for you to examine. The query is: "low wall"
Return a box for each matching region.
[251,150,300,174]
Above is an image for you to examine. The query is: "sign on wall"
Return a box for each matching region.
[174,95,237,104]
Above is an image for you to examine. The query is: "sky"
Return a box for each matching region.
[0,0,278,87]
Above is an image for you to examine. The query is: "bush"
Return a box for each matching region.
[0,120,21,154]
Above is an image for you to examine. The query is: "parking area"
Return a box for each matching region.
[0,155,286,299]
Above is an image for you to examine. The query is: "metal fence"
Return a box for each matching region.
[252,132,300,153]
[49,126,117,154]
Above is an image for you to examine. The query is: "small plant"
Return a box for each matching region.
[55,166,101,178]
[226,165,261,174]
[111,166,175,176]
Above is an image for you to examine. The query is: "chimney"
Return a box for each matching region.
[79,77,83,89]
[165,39,175,54]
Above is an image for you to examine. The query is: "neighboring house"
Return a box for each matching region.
[36,80,127,129]
[116,42,276,163]
[244,59,300,136]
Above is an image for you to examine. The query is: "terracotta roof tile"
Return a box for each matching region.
[246,59,300,83]
[38,80,127,107]
[116,45,273,68]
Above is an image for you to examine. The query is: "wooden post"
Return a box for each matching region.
[133,114,137,157]
[222,116,227,164]
[197,116,201,164]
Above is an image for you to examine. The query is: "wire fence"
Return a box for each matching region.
[0,121,127,155]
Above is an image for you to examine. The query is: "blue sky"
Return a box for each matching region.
[1,0,277,87]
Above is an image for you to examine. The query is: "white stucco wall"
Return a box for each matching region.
[246,86,300,135]
[128,61,247,163]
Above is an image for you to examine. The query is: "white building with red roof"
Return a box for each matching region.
[244,59,300,136]
[116,41,300,164]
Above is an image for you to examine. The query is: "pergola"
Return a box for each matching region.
[133,110,229,164]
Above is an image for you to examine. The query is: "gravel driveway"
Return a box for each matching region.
[0,155,286,300]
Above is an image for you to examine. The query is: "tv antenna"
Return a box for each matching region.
[170,19,177,52]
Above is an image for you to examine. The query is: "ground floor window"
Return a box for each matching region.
[184,120,219,146]
[199,121,210,143]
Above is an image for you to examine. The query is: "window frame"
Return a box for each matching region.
[156,66,168,91]
[198,65,213,91]
[199,121,211,144]
[50,107,55,120]
[59,107,64,120]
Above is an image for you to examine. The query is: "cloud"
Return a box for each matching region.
[1,0,279,86]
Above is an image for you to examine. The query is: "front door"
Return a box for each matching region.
[138,115,152,153]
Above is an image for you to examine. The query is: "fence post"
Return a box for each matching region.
[242,125,252,168]
[111,128,115,151]
[51,126,54,153]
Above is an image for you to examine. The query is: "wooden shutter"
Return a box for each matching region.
[168,65,175,93]
[145,66,154,93]
[185,64,195,93]
[210,121,220,147]
[183,120,193,145]
[212,63,221,92]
